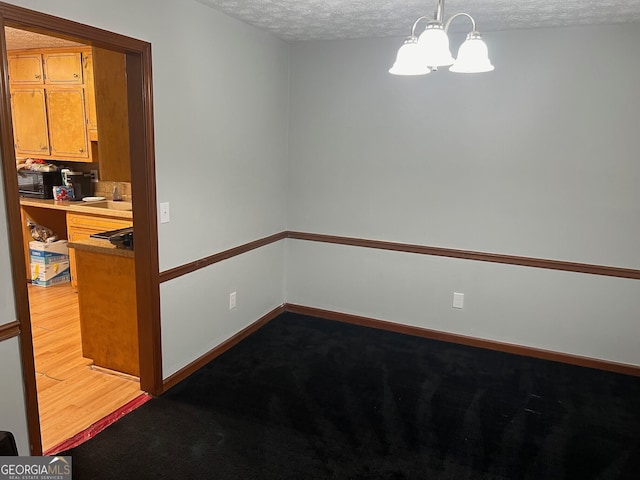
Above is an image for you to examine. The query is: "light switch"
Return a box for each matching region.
[160,202,170,224]
[453,292,464,309]
[229,291,237,310]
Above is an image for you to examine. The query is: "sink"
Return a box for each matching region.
[82,200,133,212]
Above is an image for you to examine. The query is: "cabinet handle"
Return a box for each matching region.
[40,146,47,151]
[34,74,41,79]
[73,73,79,78]
[79,148,84,153]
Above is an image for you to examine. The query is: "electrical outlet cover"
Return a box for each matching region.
[453,292,464,309]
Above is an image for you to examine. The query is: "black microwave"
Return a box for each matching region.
[17,170,63,199]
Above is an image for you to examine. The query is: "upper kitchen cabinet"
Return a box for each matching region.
[7,54,44,84]
[42,52,83,84]
[46,88,89,158]
[82,53,98,141]
[8,51,83,85]
[10,88,49,155]
[8,46,132,177]
[11,86,89,159]
[8,47,93,163]
[92,47,131,182]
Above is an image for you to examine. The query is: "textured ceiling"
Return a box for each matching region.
[4,27,84,50]
[196,0,640,41]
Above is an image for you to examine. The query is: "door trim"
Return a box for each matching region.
[0,2,162,455]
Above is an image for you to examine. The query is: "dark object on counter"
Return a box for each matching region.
[112,183,123,201]
[64,171,94,200]
[91,227,133,250]
[17,169,62,199]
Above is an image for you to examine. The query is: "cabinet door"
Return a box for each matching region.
[46,88,90,160]
[67,213,133,287]
[67,227,94,288]
[43,52,83,85]
[10,88,50,156]
[93,48,131,181]
[8,54,44,84]
[82,53,98,141]
[67,213,132,231]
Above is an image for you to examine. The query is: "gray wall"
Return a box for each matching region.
[0,338,29,455]
[286,25,640,365]
[0,148,30,454]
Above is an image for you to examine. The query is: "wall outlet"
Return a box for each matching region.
[90,169,99,182]
[453,292,464,309]
[229,291,237,310]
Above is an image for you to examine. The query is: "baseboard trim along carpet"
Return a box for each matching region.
[285,304,640,378]
[162,303,639,395]
[162,304,286,391]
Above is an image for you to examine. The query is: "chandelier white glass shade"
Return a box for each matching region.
[388,37,432,75]
[417,23,454,67]
[389,0,494,75]
[449,31,494,73]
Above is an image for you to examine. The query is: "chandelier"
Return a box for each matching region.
[389,0,494,75]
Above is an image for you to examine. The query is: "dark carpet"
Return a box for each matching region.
[64,312,640,479]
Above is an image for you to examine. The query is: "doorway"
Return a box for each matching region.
[0,2,162,455]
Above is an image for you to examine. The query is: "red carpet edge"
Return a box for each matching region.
[44,393,152,455]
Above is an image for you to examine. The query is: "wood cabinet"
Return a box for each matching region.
[67,212,132,288]
[74,245,138,376]
[46,88,88,158]
[92,47,130,181]
[10,88,49,155]
[42,52,83,85]
[9,46,132,178]
[9,51,82,85]
[8,48,92,162]
[7,54,44,84]
[20,205,68,279]
[82,53,98,141]
[11,86,89,159]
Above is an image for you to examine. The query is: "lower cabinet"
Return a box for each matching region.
[20,205,68,278]
[66,212,132,287]
[74,246,139,377]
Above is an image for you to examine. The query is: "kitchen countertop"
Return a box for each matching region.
[68,237,135,258]
[20,198,133,220]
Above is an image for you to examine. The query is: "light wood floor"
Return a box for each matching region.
[28,282,142,452]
